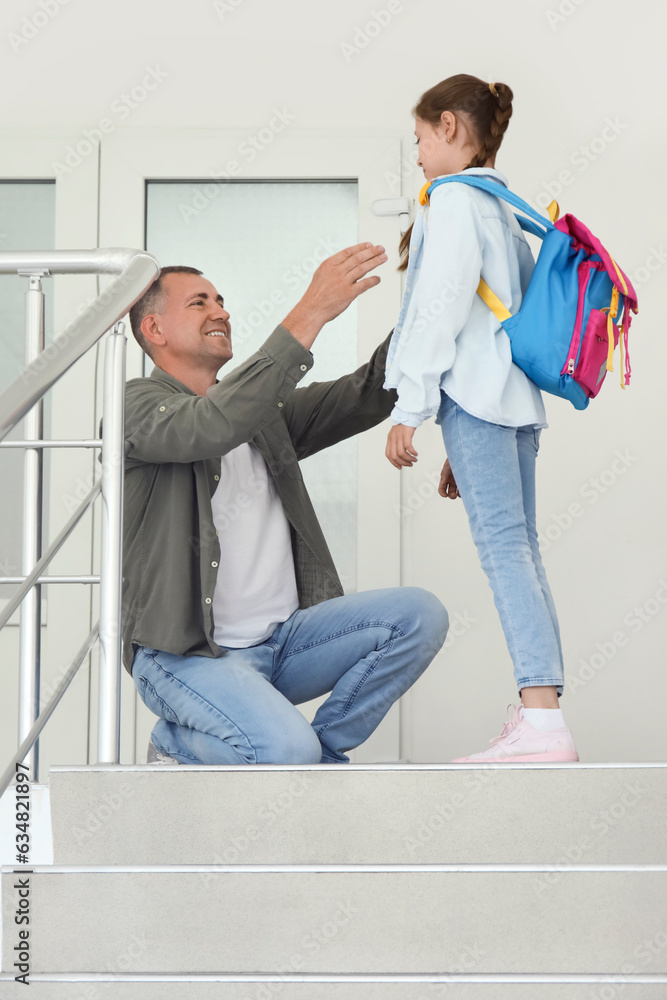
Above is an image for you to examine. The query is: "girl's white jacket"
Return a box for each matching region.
[383,167,547,430]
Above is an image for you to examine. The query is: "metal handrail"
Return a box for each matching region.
[0,481,101,631]
[0,249,159,442]
[0,626,99,798]
[0,248,159,786]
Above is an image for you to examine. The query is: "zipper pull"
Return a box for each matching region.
[567,359,575,374]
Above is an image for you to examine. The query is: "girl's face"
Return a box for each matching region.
[414,113,490,180]
[414,118,456,181]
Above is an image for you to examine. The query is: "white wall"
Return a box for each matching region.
[0,0,664,769]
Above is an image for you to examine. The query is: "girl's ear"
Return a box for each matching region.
[440,110,456,140]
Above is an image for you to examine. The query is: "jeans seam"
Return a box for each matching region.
[316,632,399,739]
[138,676,182,727]
[448,401,528,677]
[272,621,405,686]
[281,620,406,657]
[151,659,259,764]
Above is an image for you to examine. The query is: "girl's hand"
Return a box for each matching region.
[438,458,460,499]
[386,424,418,468]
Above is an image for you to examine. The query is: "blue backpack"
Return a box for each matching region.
[420,175,639,410]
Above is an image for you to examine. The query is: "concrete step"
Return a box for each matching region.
[2,976,667,999]
[3,866,667,975]
[49,763,667,866]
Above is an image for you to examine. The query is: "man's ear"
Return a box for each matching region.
[141,313,166,352]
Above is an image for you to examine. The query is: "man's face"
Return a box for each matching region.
[151,272,233,369]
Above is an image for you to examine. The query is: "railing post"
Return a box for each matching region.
[97,322,126,764]
[18,273,47,782]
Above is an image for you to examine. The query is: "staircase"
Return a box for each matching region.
[2,761,667,997]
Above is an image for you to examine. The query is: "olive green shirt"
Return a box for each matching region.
[121,323,397,673]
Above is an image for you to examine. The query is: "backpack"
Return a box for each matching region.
[420,175,639,411]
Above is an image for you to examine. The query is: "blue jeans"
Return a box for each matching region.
[439,394,564,696]
[132,587,449,764]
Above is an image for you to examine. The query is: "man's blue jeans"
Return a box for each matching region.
[439,393,565,696]
[132,587,449,764]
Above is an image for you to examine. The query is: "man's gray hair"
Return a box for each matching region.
[129,265,203,359]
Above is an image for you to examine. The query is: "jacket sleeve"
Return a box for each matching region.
[281,330,398,460]
[388,185,484,428]
[124,325,313,464]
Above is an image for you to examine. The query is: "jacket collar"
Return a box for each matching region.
[149,365,199,396]
[431,166,510,188]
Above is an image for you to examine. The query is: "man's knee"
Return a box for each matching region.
[400,586,449,645]
[258,722,322,765]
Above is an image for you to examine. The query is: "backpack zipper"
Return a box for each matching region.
[563,259,605,377]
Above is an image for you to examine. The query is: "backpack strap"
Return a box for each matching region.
[418,175,559,323]
[419,175,559,235]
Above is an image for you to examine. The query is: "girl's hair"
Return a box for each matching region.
[398,73,514,271]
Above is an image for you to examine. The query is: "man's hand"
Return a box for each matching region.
[386,424,418,469]
[282,242,387,350]
[438,458,460,500]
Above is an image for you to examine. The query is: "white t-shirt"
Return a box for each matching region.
[210,442,299,647]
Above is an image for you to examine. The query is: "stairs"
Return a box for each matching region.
[2,762,667,997]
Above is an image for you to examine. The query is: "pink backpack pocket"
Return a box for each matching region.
[572,308,621,399]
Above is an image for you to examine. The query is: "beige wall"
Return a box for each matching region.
[0,0,664,770]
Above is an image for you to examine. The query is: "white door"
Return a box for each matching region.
[99,128,407,761]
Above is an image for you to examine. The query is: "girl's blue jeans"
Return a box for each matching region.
[439,393,564,696]
[132,587,449,765]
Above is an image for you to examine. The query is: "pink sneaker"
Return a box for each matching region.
[451,704,579,763]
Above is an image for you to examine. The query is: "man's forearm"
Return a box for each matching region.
[281,302,323,352]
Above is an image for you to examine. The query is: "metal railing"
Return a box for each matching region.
[0,249,160,796]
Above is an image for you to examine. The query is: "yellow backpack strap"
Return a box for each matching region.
[477,278,512,322]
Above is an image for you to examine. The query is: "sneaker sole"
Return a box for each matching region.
[451,750,580,763]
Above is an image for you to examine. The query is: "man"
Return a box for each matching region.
[123,242,449,765]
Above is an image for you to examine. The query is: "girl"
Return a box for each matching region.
[384,73,578,763]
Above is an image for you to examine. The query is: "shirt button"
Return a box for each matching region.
[277,401,283,408]
[211,561,218,568]
[213,474,219,481]
[300,364,308,372]
[159,406,166,412]
[205,597,212,605]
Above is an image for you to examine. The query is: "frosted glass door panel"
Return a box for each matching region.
[146,180,359,591]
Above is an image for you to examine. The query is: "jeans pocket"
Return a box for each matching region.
[135,674,181,726]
